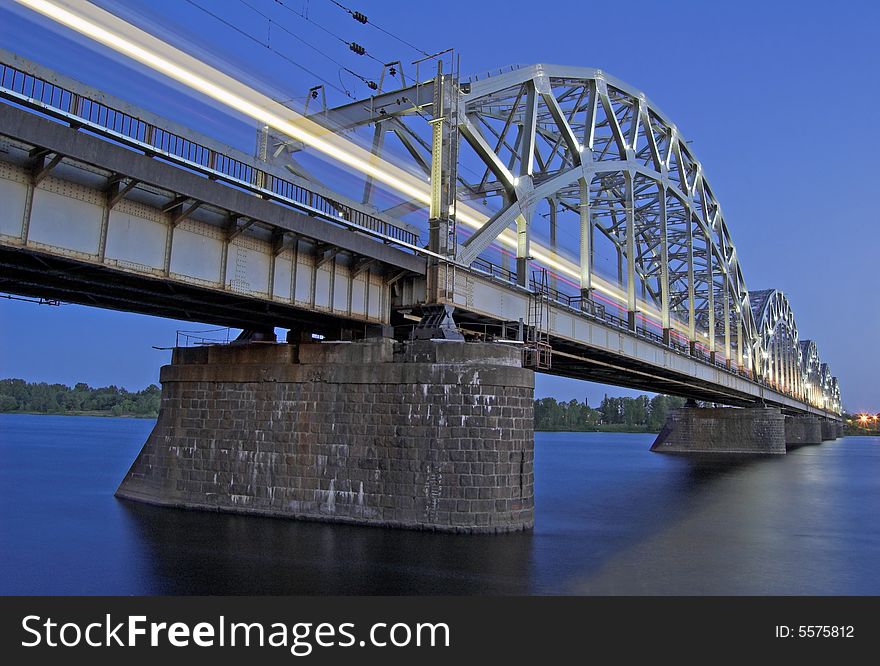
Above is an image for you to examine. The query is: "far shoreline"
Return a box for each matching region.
[0,411,157,420]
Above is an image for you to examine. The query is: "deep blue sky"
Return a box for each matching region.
[0,0,877,410]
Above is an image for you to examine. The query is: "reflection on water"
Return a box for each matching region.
[2,414,878,595]
[118,502,534,595]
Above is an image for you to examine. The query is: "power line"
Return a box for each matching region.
[239,0,346,70]
[182,0,356,98]
[236,0,378,89]
[326,0,432,57]
[272,0,386,64]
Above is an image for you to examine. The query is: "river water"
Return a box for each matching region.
[1,413,878,595]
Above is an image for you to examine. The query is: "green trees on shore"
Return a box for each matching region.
[0,379,160,417]
[534,394,687,432]
[0,376,685,430]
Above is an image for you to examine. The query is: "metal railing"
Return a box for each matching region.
[466,256,774,387]
[0,61,419,247]
[175,327,232,347]
[468,256,772,385]
[472,257,517,283]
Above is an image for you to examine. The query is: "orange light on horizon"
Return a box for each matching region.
[857,414,871,425]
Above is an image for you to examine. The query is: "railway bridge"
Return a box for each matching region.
[0,0,843,532]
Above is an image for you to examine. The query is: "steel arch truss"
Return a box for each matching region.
[454,65,754,370]
[288,62,842,414]
[751,290,840,411]
[751,290,800,394]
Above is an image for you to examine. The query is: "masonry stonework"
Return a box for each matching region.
[820,419,840,441]
[784,416,823,447]
[116,339,535,533]
[651,406,786,455]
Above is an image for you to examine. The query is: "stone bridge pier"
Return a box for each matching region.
[652,406,842,455]
[821,419,843,441]
[650,405,787,455]
[784,416,823,447]
[116,339,535,533]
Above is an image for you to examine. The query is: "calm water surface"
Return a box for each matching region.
[1,413,878,595]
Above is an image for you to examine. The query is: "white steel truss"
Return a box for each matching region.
[284,63,842,413]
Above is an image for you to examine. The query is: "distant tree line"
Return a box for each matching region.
[534,394,687,432]
[0,379,160,417]
[843,412,880,435]
[0,376,687,428]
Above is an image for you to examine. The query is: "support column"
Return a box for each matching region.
[820,419,838,441]
[116,339,535,533]
[784,415,823,447]
[781,341,788,392]
[736,316,744,370]
[625,171,637,331]
[723,287,731,367]
[651,405,785,455]
[775,341,781,389]
[659,188,671,344]
[686,217,696,354]
[516,213,530,288]
[769,339,777,388]
[427,63,457,302]
[707,237,716,361]
[548,196,558,292]
[783,340,791,394]
[578,177,593,303]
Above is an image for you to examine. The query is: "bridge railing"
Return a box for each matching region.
[469,255,765,382]
[472,257,517,283]
[0,61,418,247]
[175,327,232,348]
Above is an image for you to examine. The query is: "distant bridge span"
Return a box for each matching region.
[0,49,841,419]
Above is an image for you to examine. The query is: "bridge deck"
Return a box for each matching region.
[0,102,423,331]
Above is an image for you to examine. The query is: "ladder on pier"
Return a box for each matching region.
[523,268,552,370]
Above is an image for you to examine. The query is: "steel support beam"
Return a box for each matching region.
[578,177,592,298]
[625,171,636,330]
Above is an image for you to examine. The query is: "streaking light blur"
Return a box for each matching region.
[14,0,700,337]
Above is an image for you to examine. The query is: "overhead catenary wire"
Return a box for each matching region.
[235,0,379,89]
[272,0,385,64]
[182,0,357,98]
[326,0,432,57]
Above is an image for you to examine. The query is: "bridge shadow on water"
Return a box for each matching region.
[115,434,776,595]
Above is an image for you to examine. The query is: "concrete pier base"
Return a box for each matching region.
[651,406,786,455]
[784,416,823,447]
[116,339,535,533]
